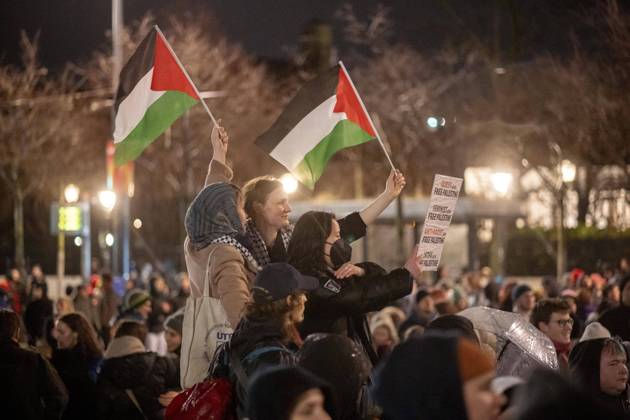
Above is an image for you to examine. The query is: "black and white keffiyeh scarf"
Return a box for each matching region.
[246,219,293,267]
[210,235,259,271]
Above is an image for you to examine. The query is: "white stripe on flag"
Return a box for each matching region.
[113,69,165,143]
[269,95,347,170]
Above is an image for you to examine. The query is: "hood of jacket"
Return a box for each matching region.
[374,332,468,420]
[298,333,371,420]
[99,351,157,389]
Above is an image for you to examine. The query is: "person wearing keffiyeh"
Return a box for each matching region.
[241,171,406,268]
[183,123,259,329]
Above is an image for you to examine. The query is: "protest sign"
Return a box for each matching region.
[417,174,463,271]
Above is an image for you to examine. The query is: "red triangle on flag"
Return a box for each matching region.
[333,67,376,137]
[151,33,199,99]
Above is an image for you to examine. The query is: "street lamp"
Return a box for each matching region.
[105,233,115,247]
[490,172,513,197]
[64,184,80,204]
[280,173,298,194]
[98,190,117,212]
[561,159,576,183]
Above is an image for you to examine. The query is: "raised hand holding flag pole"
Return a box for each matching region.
[255,61,395,189]
[112,25,218,165]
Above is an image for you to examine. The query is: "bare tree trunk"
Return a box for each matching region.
[576,166,592,225]
[13,184,25,271]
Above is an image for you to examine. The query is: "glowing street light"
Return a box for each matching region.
[426,117,439,129]
[280,173,298,194]
[561,159,576,183]
[98,190,117,212]
[490,172,513,197]
[64,184,80,204]
[133,218,142,229]
[74,236,83,247]
[105,233,115,247]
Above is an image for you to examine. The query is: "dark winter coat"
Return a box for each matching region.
[599,275,630,341]
[298,262,412,366]
[0,338,68,420]
[298,333,372,420]
[97,345,179,420]
[51,348,101,420]
[213,317,297,419]
[514,367,625,420]
[374,333,469,420]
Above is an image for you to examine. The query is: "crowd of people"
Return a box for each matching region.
[1,123,629,420]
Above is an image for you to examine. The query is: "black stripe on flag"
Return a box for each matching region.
[112,27,157,117]
[255,65,340,153]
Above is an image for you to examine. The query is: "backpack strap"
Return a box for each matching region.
[230,345,291,386]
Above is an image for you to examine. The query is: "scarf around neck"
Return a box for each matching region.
[246,219,292,267]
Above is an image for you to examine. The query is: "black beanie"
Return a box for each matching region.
[247,366,336,420]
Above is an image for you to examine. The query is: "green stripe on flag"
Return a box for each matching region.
[293,119,373,189]
[114,90,198,165]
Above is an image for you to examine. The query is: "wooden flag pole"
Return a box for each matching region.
[338,61,396,171]
[154,25,219,128]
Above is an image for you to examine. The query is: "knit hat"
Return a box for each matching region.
[579,322,611,343]
[560,289,578,299]
[457,338,494,383]
[123,289,150,312]
[511,284,532,302]
[164,309,184,336]
[247,366,336,420]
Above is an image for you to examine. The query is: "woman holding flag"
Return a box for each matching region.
[208,121,406,270]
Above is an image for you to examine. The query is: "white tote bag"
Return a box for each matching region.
[180,249,234,389]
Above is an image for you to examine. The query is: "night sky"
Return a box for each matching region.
[0,0,600,71]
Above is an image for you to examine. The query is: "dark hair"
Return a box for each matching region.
[102,273,113,284]
[0,309,21,341]
[243,176,283,221]
[287,211,335,276]
[531,298,571,328]
[602,337,626,357]
[58,313,103,360]
[115,320,148,343]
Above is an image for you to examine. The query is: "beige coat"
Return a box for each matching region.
[184,159,256,328]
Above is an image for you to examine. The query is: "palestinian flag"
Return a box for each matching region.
[113,26,199,165]
[255,63,376,189]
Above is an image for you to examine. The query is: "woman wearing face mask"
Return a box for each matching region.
[207,121,406,268]
[287,211,421,366]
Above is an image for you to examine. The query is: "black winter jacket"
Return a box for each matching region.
[51,348,101,420]
[213,317,296,419]
[0,339,68,420]
[299,262,412,366]
[96,352,179,420]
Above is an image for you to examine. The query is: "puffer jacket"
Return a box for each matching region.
[298,262,412,366]
[212,317,296,419]
[97,348,179,420]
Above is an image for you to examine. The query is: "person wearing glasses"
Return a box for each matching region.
[531,298,574,371]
